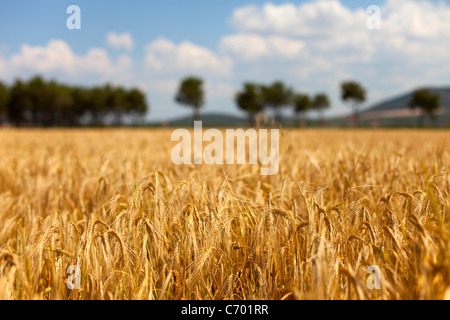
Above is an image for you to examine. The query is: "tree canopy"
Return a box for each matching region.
[0,76,149,127]
[409,89,440,127]
[0,81,8,121]
[233,82,333,127]
[312,93,330,125]
[261,81,293,121]
[235,83,265,125]
[294,93,311,114]
[341,81,366,127]
[312,93,330,112]
[293,93,312,127]
[175,76,204,121]
[341,81,366,103]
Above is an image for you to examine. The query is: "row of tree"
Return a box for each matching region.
[174,76,441,127]
[0,76,148,127]
[235,82,331,126]
[0,75,440,127]
[174,76,370,126]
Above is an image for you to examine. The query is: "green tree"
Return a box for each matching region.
[126,88,148,125]
[293,93,311,127]
[7,79,31,127]
[312,93,330,126]
[103,85,127,126]
[0,81,8,122]
[0,77,148,127]
[261,81,293,123]
[27,75,47,125]
[47,82,74,126]
[175,76,204,121]
[71,86,90,126]
[235,83,264,126]
[409,89,440,127]
[88,86,108,126]
[341,81,366,127]
[113,86,127,126]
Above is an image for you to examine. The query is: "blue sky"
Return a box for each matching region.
[1,0,449,121]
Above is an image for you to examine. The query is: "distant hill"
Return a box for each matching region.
[345,87,450,127]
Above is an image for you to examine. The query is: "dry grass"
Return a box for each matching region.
[0,128,449,300]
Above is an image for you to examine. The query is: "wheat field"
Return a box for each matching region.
[0,128,449,300]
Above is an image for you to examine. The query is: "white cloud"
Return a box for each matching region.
[382,0,450,39]
[207,82,236,99]
[220,34,305,61]
[229,1,365,37]
[145,37,233,77]
[225,0,450,65]
[106,31,134,51]
[150,78,179,94]
[0,39,133,81]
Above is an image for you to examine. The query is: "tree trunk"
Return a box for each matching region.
[352,103,360,128]
[429,113,437,128]
[318,109,326,127]
[115,109,123,127]
[31,108,38,126]
[417,114,425,128]
[298,112,308,128]
[92,111,101,126]
[248,112,256,126]
[274,106,282,124]
[192,107,200,123]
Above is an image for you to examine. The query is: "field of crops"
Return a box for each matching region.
[0,128,449,300]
